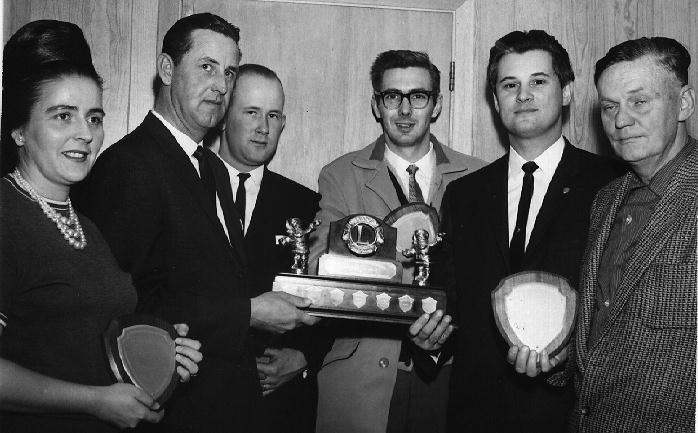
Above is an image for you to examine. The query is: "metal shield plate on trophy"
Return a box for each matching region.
[103,314,178,404]
[491,271,576,356]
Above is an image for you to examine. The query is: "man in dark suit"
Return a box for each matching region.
[564,36,696,432]
[437,30,623,432]
[216,63,331,433]
[79,14,317,433]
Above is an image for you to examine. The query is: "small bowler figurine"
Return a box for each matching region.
[279,217,321,274]
[402,229,443,286]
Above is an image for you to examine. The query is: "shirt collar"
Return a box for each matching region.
[638,136,693,196]
[219,156,265,186]
[151,110,200,156]
[384,141,435,174]
[508,135,565,179]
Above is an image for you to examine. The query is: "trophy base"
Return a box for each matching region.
[273,273,447,324]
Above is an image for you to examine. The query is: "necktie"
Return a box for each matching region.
[193,146,217,214]
[236,172,251,229]
[193,146,241,242]
[406,164,424,203]
[510,161,539,271]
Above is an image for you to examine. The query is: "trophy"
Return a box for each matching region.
[272,205,448,324]
[491,271,577,356]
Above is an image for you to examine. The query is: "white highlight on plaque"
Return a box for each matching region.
[330,288,345,306]
[353,291,368,309]
[376,293,391,310]
[504,282,565,352]
[398,295,414,312]
[421,297,437,314]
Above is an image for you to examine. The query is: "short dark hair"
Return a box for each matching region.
[487,30,574,93]
[594,37,691,86]
[162,13,240,65]
[2,20,102,175]
[370,50,440,93]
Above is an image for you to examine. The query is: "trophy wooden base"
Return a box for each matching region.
[273,273,447,324]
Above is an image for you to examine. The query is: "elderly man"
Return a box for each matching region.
[311,50,485,433]
[80,14,316,433]
[568,37,696,432]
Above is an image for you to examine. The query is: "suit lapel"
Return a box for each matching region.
[486,156,511,269]
[576,174,630,365]
[526,140,579,255]
[358,136,402,212]
[143,113,244,263]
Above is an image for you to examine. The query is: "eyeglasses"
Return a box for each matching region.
[374,90,438,110]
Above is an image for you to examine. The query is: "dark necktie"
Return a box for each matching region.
[193,146,241,242]
[406,164,424,203]
[236,172,251,229]
[510,161,539,271]
[193,146,217,215]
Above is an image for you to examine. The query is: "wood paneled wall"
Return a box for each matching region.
[4,0,698,190]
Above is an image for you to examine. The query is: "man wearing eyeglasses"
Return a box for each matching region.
[310,50,485,433]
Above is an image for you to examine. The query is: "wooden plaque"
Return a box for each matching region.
[491,271,576,357]
[103,314,178,404]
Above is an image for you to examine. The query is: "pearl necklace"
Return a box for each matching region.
[10,169,87,250]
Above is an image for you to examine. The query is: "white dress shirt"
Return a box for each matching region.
[151,110,230,241]
[219,159,264,235]
[384,142,436,202]
[507,136,565,249]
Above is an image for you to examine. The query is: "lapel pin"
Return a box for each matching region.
[562,187,571,194]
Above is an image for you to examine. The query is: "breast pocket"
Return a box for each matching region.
[641,262,697,329]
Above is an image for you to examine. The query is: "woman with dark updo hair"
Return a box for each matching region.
[0,20,202,432]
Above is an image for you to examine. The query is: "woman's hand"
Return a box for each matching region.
[173,323,203,382]
[89,383,162,428]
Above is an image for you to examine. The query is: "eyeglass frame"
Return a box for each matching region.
[373,89,439,110]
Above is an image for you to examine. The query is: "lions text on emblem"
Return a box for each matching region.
[376,293,391,311]
[421,297,437,314]
[352,290,368,309]
[342,215,384,256]
[398,295,414,312]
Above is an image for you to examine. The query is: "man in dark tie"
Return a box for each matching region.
[216,63,331,433]
[79,14,317,432]
[310,50,485,433]
[437,30,623,432]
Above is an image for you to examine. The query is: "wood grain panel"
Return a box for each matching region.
[195,0,454,190]
[127,0,159,135]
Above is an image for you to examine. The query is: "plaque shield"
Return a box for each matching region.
[103,314,178,404]
[491,271,577,356]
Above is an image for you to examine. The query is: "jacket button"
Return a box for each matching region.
[580,407,589,416]
[378,358,389,368]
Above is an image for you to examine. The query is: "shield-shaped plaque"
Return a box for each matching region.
[491,271,576,357]
[103,314,178,404]
[384,203,440,253]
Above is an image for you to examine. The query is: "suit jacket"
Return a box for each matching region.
[78,113,265,433]
[438,139,623,433]
[311,134,486,433]
[568,138,697,432]
[243,168,331,433]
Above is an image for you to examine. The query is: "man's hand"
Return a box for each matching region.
[257,347,308,396]
[408,310,454,352]
[250,292,320,333]
[172,323,203,383]
[90,383,163,428]
[506,345,568,377]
